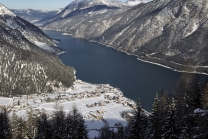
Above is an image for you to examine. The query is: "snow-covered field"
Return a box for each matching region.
[0,98,13,106]
[1,80,137,138]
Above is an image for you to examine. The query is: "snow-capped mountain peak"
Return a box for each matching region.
[0,3,16,16]
[59,0,127,18]
[126,0,149,6]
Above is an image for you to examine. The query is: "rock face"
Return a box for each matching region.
[0,4,75,96]
[41,0,208,74]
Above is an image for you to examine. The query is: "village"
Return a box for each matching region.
[0,80,139,121]
[0,80,150,137]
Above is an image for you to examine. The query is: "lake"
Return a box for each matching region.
[44,30,207,111]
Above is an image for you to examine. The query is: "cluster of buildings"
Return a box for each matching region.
[0,80,139,121]
[84,110,106,120]
[86,101,107,108]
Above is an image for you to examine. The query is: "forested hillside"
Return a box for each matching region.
[0,4,75,96]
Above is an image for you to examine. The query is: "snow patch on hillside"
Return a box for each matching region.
[34,41,65,55]
[126,0,149,6]
[0,4,16,16]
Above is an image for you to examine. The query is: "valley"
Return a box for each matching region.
[0,0,208,138]
[34,0,208,75]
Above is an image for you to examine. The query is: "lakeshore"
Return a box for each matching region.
[0,80,147,138]
[42,28,208,75]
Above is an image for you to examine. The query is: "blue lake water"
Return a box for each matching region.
[44,30,207,111]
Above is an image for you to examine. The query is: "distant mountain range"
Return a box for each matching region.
[11,9,61,24]
[0,3,75,96]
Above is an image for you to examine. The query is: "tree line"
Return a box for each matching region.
[0,105,88,139]
[0,73,208,139]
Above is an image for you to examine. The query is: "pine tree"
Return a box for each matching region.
[71,106,80,139]
[25,109,36,139]
[162,98,179,139]
[146,93,161,139]
[200,112,208,138]
[202,81,208,108]
[115,123,124,139]
[130,99,145,139]
[98,126,111,139]
[64,114,73,139]
[75,115,88,139]
[110,129,116,139]
[52,110,66,139]
[123,122,132,139]
[36,113,52,139]
[175,73,198,112]
[10,112,20,139]
[15,117,26,139]
[193,81,203,109]
[0,108,11,139]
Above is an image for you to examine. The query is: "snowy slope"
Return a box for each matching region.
[37,0,128,25]
[0,4,75,96]
[12,9,59,23]
[0,3,16,16]
[0,3,67,55]
[126,0,150,6]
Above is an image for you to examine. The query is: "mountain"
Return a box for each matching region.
[1,4,66,54]
[97,0,208,73]
[126,0,144,6]
[12,9,60,24]
[42,0,208,74]
[37,0,128,26]
[0,3,75,96]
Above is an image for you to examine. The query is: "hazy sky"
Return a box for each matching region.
[0,0,128,10]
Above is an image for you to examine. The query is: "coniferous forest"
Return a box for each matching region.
[0,73,208,139]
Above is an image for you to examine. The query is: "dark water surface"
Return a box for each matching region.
[44,30,207,111]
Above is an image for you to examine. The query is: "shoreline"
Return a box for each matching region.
[42,28,208,76]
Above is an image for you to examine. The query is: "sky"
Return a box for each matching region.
[0,0,127,10]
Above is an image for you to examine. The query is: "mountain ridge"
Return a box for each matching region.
[40,0,208,74]
[0,4,75,96]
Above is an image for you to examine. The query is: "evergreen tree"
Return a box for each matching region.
[25,109,36,139]
[71,106,80,139]
[52,110,66,139]
[146,93,161,139]
[0,108,11,139]
[15,117,26,139]
[123,122,132,139]
[36,113,52,139]
[115,123,124,139]
[75,115,88,139]
[130,99,145,139]
[175,73,198,112]
[64,114,73,139]
[162,98,179,139]
[98,126,111,139]
[200,112,208,138]
[202,81,208,108]
[10,112,22,139]
[193,81,203,109]
[175,88,190,138]
[110,129,116,139]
